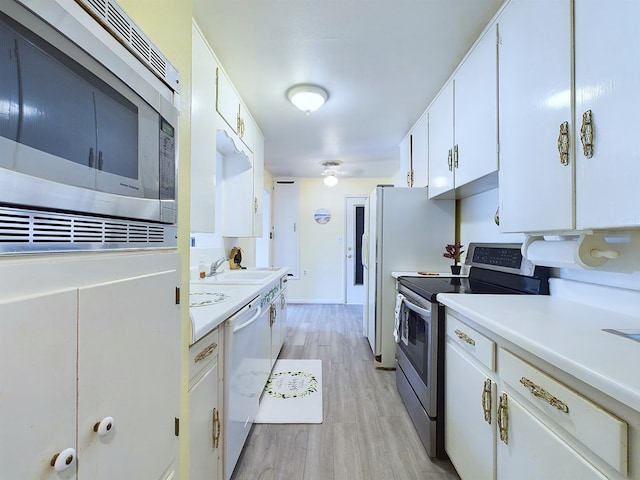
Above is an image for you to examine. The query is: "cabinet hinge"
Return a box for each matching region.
[175,417,180,436]
[175,287,180,305]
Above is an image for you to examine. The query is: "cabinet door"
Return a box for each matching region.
[189,363,220,480]
[498,0,573,233]
[412,114,429,188]
[191,24,218,233]
[497,393,607,480]
[455,25,498,189]
[238,103,255,153]
[398,134,412,187]
[445,342,496,480]
[428,81,454,198]
[574,0,640,229]
[216,67,240,135]
[269,302,281,368]
[279,287,288,345]
[77,270,180,479]
[252,133,265,236]
[0,291,78,480]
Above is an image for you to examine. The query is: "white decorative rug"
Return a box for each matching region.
[255,359,323,424]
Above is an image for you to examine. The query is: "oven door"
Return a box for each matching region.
[396,285,438,417]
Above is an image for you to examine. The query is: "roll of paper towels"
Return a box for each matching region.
[523,235,620,269]
[524,239,582,269]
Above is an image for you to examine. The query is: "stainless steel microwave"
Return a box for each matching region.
[0,0,179,252]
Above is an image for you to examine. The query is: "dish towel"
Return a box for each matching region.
[393,293,405,343]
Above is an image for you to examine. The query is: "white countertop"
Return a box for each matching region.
[437,293,640,413]
[189,267,289,345]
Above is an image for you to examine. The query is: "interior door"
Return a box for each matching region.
[272,179,299,278]
[345,196,366,304]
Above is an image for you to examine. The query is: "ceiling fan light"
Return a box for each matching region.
[324,174,338,187]
[287,85,328,114]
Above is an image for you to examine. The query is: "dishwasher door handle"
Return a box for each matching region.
[232,304,263,333]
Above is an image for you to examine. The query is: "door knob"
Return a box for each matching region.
[93,416,115,436]
[51,447,76,472]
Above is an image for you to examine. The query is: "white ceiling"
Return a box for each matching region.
[193,0,504,179]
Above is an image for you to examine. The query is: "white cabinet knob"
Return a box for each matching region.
[51,447,76,472]
[93,416,115,436]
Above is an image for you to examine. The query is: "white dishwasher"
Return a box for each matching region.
[223,292,271,480]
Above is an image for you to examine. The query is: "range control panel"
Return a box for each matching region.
[465,243,535,276]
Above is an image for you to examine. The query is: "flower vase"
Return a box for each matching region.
[450,265,461,275]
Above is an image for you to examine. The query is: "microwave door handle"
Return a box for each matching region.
[402,297,431,317]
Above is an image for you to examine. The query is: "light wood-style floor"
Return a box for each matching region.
[231,304,461,480]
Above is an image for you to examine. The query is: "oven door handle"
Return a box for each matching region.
[401,296,431,317]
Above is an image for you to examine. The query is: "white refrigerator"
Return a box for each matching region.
[362,186,455,369]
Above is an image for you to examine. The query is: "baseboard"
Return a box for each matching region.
[287,298,343,304]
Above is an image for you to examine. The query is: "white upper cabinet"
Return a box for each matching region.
[428,80,455,198]
[216,67,255,156]
[428,24,498,199]
[498,0,573,233]
[411,113,429,188]
[398,133,412,187]
[398,113,428,188]
[454,25,498,191]
[574,0,640,229]
[500,0,640,234]
[191,24,218,233]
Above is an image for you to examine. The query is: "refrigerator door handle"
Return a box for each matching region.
[362,232,369,268]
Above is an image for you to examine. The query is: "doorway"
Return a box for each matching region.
[345,196,366,304]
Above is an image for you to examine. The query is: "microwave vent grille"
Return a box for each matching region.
[0,207,175,253]
[75,0,177,90]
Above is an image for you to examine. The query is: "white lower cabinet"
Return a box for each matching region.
[496,393,607,480]
[1,290,77,480]
[445,311,628,480]
[445,341,496,480]
[0,255,181,480]
[189,328,222,480]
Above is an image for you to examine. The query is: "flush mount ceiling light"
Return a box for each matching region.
[287,84,329,114]
[324,174,338,187]
[321,160,342,187]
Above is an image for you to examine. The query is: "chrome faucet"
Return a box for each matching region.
[209,256,228,276]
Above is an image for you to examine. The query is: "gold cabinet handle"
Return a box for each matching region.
[212,408,221,449]
[580,109,594,158]
[481,378,492,424]
[519,377,569,413]
[557,121,570,165]
[194,342,217,363]
[497,393,509,445]
[454,328,476,346]
[453,144,459,168]
[447,148,453,171]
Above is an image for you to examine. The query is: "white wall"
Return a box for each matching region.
[458,187,523,251]
[287,177,391,303]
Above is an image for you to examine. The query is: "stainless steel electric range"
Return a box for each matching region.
[395,243,550,459]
